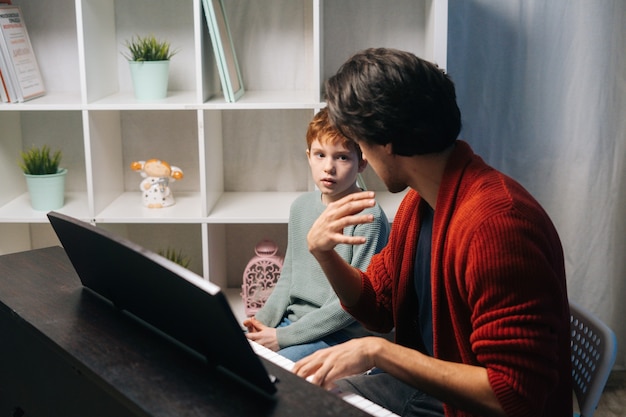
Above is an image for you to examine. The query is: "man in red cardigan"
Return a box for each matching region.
[292,48,572,417]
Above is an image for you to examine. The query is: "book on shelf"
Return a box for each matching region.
[0,50,13,102]
[0,76,8,102]
[0,5,45,103]
[0,25,19,102]
[201,0,244,103]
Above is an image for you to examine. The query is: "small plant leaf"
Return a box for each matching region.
[122,34,178,61]
[158,247,191,269]
[19,145,62,175]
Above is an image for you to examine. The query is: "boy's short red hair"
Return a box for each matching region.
[306,108,363,161]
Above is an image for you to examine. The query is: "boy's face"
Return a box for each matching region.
[306,139,366,204]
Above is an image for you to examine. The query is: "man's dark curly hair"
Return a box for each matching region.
[325,48,462,156]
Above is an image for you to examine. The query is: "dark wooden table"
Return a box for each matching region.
[0,247,370,417]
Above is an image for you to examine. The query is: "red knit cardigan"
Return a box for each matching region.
[344,141,572,417]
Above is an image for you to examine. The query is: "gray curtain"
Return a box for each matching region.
[448,0,626,369]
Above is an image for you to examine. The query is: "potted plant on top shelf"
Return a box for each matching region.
[122,34,179,101]
[19,145,67,211]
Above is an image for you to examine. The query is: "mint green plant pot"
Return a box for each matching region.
[24,168,67,211]
[129,61,170,101]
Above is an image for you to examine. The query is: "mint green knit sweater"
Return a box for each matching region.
[255,190,390,348]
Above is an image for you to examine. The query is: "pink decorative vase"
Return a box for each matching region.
[241,239,283,317]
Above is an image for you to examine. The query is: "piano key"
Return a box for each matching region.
[249,340,399,417]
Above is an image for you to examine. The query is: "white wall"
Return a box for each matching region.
[448,0,626,369]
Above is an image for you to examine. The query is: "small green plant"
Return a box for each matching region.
[158,247,191,269]
[122,34,178,62]
[19,145,62,175]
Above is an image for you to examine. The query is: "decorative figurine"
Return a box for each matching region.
[241,239,284,317]
[130,158,183,208]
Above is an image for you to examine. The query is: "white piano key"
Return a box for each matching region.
[249,340,399,417]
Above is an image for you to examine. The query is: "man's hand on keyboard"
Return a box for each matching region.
[292,337,384,389]
[243,317,280,352]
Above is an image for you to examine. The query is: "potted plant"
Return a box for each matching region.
[158,247,191,269]
[19,145,67,211]
[122,34,178,101]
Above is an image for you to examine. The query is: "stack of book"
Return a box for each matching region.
[0,3,45,103]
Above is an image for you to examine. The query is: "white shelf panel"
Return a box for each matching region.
[207,190,406,224]
[51,90,322,110]
[0,93,84,111]
[208,192,302,223]
[87,91,198,110]
[0,192,90,223]
[200,90,321,110]
[95,192,203,223]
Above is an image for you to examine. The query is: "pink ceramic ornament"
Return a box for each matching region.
[241,239,283,316]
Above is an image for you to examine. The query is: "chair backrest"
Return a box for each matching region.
[570,300,618,417]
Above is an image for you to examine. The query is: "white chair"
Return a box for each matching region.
[570,300,618,417]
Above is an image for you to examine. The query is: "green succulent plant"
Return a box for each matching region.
[19,145,62,175]
[158,247,191,269]
[122,34,178,62]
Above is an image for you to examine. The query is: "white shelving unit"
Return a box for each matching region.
[0,0,447,304]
